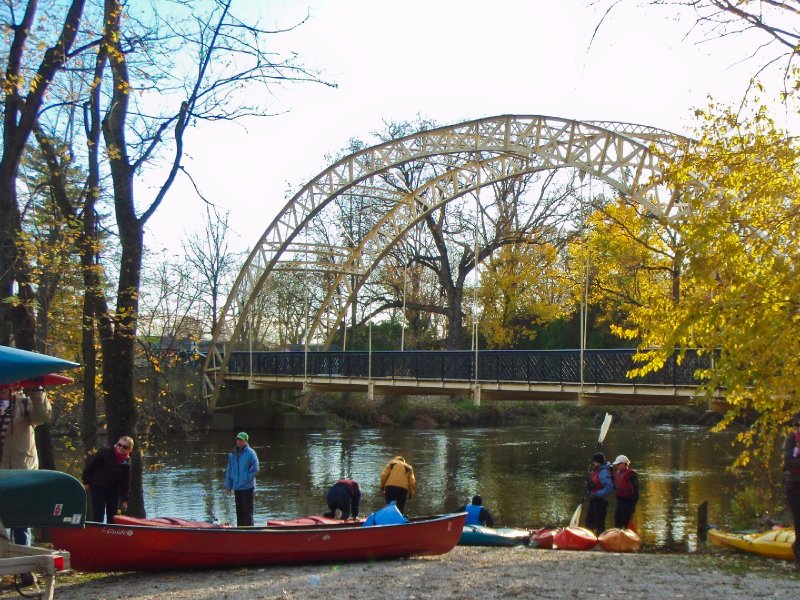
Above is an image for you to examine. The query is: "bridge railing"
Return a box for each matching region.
[227,349,708,386]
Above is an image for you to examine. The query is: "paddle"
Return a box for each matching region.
[569,413,613,528]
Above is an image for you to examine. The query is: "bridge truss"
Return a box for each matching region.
[202,115,692,410]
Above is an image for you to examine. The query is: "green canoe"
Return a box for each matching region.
[0,470,86,529]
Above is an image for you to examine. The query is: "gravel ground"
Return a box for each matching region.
[4,546,800,600]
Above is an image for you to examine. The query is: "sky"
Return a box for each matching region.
[144,0,795,257]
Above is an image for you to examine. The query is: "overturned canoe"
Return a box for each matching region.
[50,512,467,572]
[709,528,796,561]
[553,527,597,551]
[598,528,641,552]
[458,524,530,546]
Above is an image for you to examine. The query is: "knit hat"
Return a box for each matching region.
[590,453,606,464]
[236,432,249,442]
[472,495,483,506]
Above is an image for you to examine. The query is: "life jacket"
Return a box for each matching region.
[613,468,636,498]
[589,465,605,493]
[790,431,800,476]
[465,504,482,525]
[362,501,408,527]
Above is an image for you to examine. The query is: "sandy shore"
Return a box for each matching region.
[4,546,799,600]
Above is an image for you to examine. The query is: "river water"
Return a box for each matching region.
[132,424,739,550]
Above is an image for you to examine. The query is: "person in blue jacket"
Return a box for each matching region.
[225,431,259,526]
[458,495,495,527]
[585,452,613,535]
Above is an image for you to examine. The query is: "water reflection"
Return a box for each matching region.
[130,425,738,550]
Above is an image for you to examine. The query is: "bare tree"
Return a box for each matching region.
[594,1,800,90]
[184,205,243,337]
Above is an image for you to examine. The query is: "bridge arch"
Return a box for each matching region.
[202,115,691,409]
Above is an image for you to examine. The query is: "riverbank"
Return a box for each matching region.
[4,546,798,599]
[312,393,714,429]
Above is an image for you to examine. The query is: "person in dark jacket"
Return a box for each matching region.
[783,410,800,571]
[458,495,495,527]
[585,452,613,535]
[225,432,259,526]
[612,455,639,529]
[82,436,133,523]
[324,479,361,519]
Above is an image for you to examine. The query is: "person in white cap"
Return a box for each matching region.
[612,455,639,529]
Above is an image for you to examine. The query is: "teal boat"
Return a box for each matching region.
[0,470,85,594]
[0,345,78,385]
[0,470,86,528]
[458,524,531,546]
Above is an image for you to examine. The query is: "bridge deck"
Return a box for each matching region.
[223,349,715,406]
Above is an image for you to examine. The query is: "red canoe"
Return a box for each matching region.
[49,512,467,572]
[114,515,229,528]
[553,526,597,551]
[116,514,363,528]
[0,373,74,391]
[267,515,363,526]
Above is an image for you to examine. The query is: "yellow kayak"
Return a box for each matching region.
[708,528,796,561]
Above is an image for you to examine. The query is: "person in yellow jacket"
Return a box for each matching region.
[379,455,416,513]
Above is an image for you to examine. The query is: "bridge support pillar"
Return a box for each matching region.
[367,381,374,401]
[472,385,481,407]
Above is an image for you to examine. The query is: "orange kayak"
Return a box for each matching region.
[598,528,641,552]
[553,526,597,550]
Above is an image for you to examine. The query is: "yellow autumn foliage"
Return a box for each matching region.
[478,242,568,348]
[626,100,800,467]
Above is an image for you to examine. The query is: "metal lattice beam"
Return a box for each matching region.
[202,115,692,409]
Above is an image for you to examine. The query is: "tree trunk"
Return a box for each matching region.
[444,284,465,350]
[0,163,18,345]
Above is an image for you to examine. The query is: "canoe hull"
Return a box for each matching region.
[553,526,597,551]
[598,528,641,552]
[0,470,86,528]
[458,525,530,547]
[50,513,467,572]
[709,528,796,561]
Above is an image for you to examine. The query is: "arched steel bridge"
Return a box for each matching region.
[203,115,697,410]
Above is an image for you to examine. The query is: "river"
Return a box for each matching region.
[123,424,740,550]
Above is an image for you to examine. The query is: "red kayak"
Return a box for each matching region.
[50,512,467,572]
[553,526,597,550]
[530,527,557,549]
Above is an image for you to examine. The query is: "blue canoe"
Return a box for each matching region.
[458,524,531,546]
[0,345,79,386]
